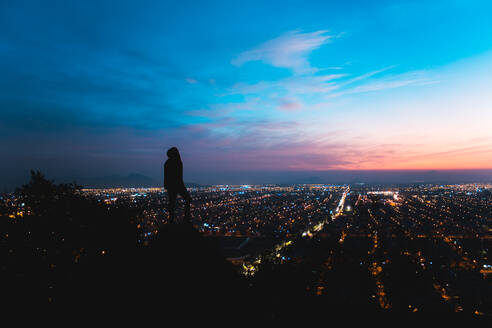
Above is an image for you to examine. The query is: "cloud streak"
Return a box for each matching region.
[232,30,333,74]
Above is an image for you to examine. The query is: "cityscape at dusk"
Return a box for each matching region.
[1,0,491,323]
[2,181,491,320]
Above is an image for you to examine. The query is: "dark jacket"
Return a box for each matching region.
[164,158,185,190]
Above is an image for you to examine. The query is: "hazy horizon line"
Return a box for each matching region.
[2,168,492,192]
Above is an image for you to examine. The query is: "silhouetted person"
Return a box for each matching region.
[164,147,191,223]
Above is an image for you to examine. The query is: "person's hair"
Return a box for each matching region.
[167,147,181,161]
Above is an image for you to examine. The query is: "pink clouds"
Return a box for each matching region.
[170,40,492,174]
[168,116,492,172]
[278,98,303,111]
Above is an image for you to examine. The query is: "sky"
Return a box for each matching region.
[1,0,492,187]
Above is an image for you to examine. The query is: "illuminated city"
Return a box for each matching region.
[4,182,490,318]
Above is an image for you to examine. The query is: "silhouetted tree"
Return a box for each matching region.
[15,170,83,216]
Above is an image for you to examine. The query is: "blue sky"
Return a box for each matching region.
[1,0,492,186]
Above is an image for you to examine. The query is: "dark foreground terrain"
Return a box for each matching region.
[1,172,490,324]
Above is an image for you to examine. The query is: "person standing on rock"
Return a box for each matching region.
[164,147,191,223]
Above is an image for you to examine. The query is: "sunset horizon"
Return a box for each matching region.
[1,0,492,186]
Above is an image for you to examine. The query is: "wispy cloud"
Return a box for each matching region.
[277,97,304,112]
[329,70,435,97]
[228,74,344,96]
[228,30,437,114]
[232,30,333,74]
[341,66,395,86]
[185,77,198,84]
[222,68,432,113]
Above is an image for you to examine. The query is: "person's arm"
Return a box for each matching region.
[179,161,185,186]
[164,162,168,189]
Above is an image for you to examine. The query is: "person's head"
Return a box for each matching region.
[167,147,181,160]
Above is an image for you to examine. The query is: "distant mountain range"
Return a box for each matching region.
[59,173,201,189]
[271,169,492,185]
[54,169,492,188]
[60,173,157,188]
[2,169,491,192]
